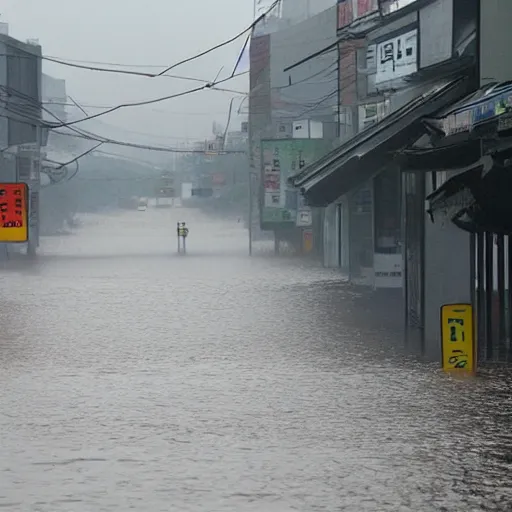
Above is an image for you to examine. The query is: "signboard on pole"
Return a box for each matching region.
[374,253,402,288]
[0,183,29,242]
[440,303,475,374]
[296,209,312,227]
[259,138,331,231]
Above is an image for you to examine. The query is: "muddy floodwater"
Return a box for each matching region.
[1,208,511,512]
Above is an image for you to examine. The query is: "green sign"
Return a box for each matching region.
[260,138,330,229]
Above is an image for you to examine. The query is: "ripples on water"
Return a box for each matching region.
[0,209,511,511]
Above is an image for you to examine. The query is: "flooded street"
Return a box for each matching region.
[1,207,512,512]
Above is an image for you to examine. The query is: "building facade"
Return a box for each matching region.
[0,34,43,255]
[290,0,487,363]
[249,6,338,255]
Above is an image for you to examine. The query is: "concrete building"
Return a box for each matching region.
[289,0,490,364]
[249,5,338,255]
[42,73,67,124]
[280,0,336,26]
[0,34,43,255]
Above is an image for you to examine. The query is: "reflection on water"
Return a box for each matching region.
[0,208,511,512]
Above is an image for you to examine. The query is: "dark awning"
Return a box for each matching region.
[288,76,473,207]
[398,138,483,171]
[426,144,512,234]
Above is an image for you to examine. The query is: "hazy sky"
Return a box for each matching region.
[1,0,252,147]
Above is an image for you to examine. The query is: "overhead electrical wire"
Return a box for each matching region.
[3,0,280,79]
[42,101,228,116]
[18,71,249,128]
[0,96,246,155]
[0,1,285,131]
[155,0,280,77]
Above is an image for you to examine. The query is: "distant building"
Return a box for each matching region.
[0,34,42,150]
[42,74,67,124]
[0,33,43,254]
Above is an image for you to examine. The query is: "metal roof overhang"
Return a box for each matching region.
[424,138,512,234]
[288,76,473,207]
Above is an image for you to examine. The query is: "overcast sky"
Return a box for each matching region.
[1,0,252,147]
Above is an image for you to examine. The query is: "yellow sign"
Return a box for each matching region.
[441,303,475,373]
[302,229,313,254]
[0,183,29,242]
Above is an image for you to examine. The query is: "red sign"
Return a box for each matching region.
[357,0,379,17]
[338,0,378,29]
[0,183,28,242]
[337,0,353,29]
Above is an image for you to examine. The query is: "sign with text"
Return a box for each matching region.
[260,139,331,229]
[0,183,29,242]
[296,209,312,227]
[376,29,418,84]
[441,85,512,136]
[441,303,475,374]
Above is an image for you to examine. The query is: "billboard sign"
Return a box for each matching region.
[0,183,29,242]
[441,303,475,374]
[260,139,331,229]
[376,29,418,84]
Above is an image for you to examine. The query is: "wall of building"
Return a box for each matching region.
[270,6,338,139]
[480,0,512,86]
[423,169,473,360]
[0,36,42,148]
[281,0,335,26]
[42,73,67,123]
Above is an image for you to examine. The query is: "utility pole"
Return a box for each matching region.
[27,125,41,257]
[248,170,253,256]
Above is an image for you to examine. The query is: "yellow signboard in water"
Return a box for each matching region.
[441,303,475,374]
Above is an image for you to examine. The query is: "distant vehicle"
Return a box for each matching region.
[138,197,148,211]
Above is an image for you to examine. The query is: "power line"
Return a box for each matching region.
[155,0,281,77]
[43,54,222,83]
[0,97,246,155]
[0,70,249,128]
[6,0,281,80]
[43,101,231,116]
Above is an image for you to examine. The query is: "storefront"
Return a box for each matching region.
[401,81,512,362]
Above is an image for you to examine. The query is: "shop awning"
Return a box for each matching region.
[288,76,473,207]
[426,145,512,234]
[398,138,483,171]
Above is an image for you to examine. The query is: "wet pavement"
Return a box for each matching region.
[1,207,512,512]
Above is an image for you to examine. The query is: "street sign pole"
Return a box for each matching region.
[177,222,189,255]
[248,170,253,257]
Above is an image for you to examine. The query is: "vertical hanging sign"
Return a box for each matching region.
[0,183,29,242]
[440,303,475,374]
